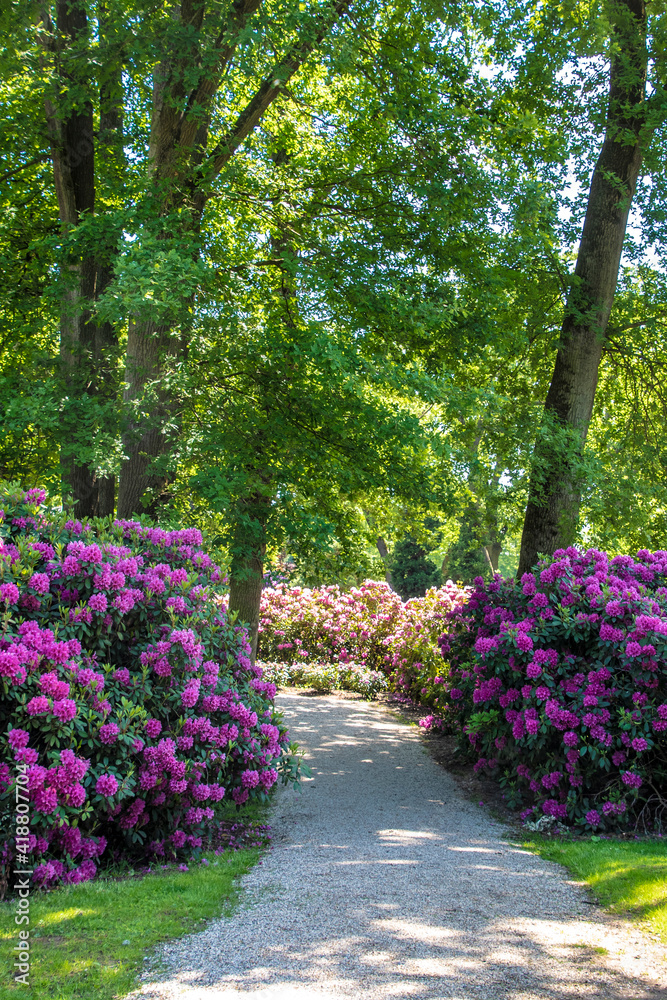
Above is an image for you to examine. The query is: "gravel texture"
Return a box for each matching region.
[132,692,667,999]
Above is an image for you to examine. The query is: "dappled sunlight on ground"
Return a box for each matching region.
[132,694,667,1000]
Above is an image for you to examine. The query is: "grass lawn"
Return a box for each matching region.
[0,810,269,1000]
[523,835,667,945]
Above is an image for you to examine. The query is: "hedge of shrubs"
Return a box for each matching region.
[0,487,291,889]
[415,548,667,832]
[259,660,388,699]
[258,579,468,685]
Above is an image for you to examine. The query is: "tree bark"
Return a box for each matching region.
[227,491,270,661]
[43,1,119,517]
[517,0,648,577]
[484,541,502,573]
[116,321,178,517]
[375,535,393,587]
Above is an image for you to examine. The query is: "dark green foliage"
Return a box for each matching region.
[390,536,441,599]
[447,517,490,586]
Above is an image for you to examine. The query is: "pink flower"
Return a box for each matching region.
[88,593,108,613]
[95,773,119,797]
[145,718,162,739]
[604,601,623,617]
[53,699,77,722]
[66,783,87,807]
[99,723,120,745]
[28,572,50,594]
[26,695,50,716]
[0,582,19,604]
[7,728,30,749]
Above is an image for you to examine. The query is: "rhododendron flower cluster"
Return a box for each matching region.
[256,580,468,682]
[0,487,291,889]
[426,548,667,831]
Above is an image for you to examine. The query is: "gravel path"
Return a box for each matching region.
[133,693,667,1000]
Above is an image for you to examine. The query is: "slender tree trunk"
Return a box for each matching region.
[517,0,648,577]
[484,541,502,573]
[440,550,450,581]
[227,491,270,661]
[375,535,393,586]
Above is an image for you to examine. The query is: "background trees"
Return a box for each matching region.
[3,0,667,622]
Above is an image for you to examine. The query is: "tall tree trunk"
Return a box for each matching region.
[517,0,648,577]
[116,321,179,517]
[484,540,502,573]
[227,491,270,661]
[43,1,119,517]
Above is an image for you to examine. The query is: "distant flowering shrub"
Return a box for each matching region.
[427,548,667,831]
[257,580,468,684]
[0,486,292,889]
[259,660,389,699]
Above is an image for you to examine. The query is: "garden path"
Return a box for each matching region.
[133,692,667,1000]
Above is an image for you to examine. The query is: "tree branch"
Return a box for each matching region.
[0,156,50,184]
[179,0,265,150]
[206,0,351,178]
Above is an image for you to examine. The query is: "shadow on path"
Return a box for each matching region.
[134,694,667,1000]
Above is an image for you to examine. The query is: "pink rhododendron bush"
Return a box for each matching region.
[257,580,468,687]
[0,487,291,889]
[427,548,667,832]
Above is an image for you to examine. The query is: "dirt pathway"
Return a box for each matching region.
[133,692,667,999]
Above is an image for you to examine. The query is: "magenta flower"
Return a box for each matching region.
[88,593,108,613]
[28,572,50,594]
[0,582,19,604]
[7,728,30,749]
[99,723,120,745]
[52,699,77,722]
[34,786,58,813]
[26,695,50,716]
[145,718,162,739]
[95,773,119,797]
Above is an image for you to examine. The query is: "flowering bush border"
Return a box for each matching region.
[0,486,293,888]
[424,548,667,832]
[257,579,468,682]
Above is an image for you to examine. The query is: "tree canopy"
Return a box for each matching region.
[3,0,667,615]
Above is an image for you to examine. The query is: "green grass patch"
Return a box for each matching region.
[0,819,266,1000]
[523,835,667,944]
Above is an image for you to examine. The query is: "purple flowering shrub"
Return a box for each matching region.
[0,486,291,889]
[427,548,667,832]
